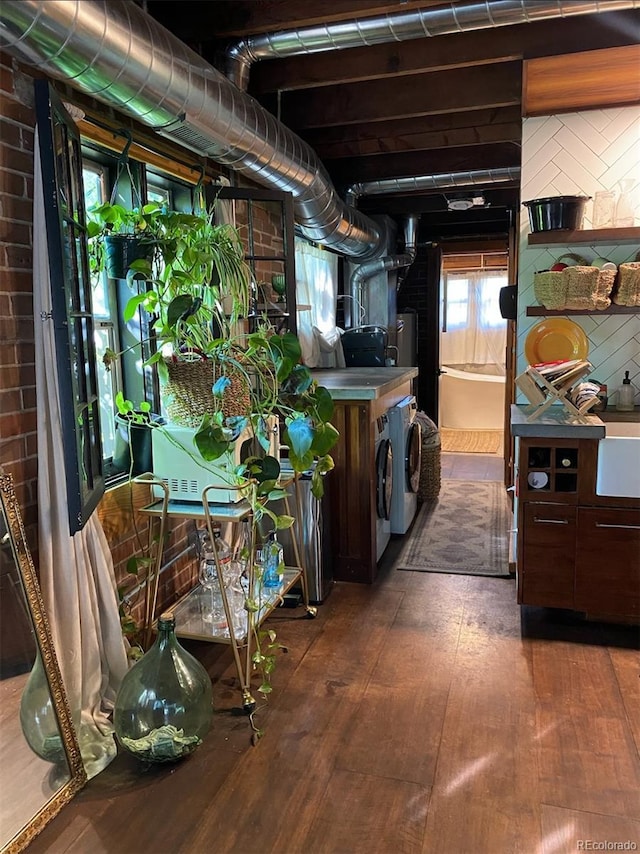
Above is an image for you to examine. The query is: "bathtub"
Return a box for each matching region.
[439,366,506,430]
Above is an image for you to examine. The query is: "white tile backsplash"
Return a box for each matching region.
[517,106,640,402]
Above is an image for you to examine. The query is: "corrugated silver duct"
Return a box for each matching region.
[226,0,639,89]
[346,168,521,206]
[347,215,419,328]
[0,0,384,259]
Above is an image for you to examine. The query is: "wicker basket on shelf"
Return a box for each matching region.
[533,252,615,311]
[611,261,640,307]
[563,265,614,310]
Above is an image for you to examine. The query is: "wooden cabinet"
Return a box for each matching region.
[520,502,576,609]
[574,507,640,619]
[326,379,413,584]
[517,437,640,621]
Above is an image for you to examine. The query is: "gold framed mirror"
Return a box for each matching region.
[0,469,86,853]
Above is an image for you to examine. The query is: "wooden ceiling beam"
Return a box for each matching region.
[280,62,522,129]
[147,0,445,39]
[359,187,520,215]
[327,142,521,185]
[250,11,640,93]
[302,110,522,159]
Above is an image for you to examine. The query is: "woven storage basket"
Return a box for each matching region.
[533,270,566,310]
[163,358,251,428]
[612,261,640,307]
[418,431,441,503]
[564,265,613,310]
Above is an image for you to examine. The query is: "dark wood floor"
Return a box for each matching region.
[28,454,640,853]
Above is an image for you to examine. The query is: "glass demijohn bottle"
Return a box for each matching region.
[113,611,212,763]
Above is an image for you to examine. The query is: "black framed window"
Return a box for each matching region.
[35,81,104,533]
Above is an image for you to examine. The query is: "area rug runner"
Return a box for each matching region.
[395,479,511,577]
[440,428,503,454]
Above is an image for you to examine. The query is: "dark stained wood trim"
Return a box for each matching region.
[251,12,640,93]
[523,44,640,116]
[280,63,522,129]
[304,114,522,160]
[327,143,520,185]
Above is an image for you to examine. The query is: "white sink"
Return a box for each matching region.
[596,422,640,498]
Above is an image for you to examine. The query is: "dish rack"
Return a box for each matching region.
[516,360,598,421]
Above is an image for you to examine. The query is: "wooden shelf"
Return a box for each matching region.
[527,227,640,246]
[527,305,640,316]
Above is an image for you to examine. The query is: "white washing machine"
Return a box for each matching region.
[388,395,422,535]
[374,412,393,561]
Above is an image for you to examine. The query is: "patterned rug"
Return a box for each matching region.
[440,428,503,454]
[395,479,511,576]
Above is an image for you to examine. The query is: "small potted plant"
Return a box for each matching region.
[86,201,161,279]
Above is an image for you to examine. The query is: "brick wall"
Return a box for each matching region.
[0,52,37,544]
[0,56,283,643]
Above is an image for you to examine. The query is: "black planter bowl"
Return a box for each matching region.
[523,196,591,233]
[105,234,153,279]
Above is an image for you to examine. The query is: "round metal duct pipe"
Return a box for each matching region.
[226,0,639,89]
[0,0,384,259]
[345,168,521,206]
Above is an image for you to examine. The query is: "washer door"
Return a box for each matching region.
[376,438,393,520]
[406,422,422,493]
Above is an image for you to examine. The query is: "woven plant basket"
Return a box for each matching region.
[533,252,595,310]
[564,265,614,310]
[533,270,566,310]
[418,431,441,503]
[163,358,251,428]
[612,261,640,307]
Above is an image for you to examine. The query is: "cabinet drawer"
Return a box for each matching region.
[575,507,640,618]
[519,503,577,608]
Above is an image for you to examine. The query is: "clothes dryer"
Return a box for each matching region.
[388,395,421,534]
[374,412,393,560]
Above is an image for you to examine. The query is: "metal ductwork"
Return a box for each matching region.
[0,0,384,259]
[347,215,419,328]
[226,0,639,89]
[346,168,521,206]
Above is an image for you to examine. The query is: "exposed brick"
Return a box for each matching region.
[0,119,22,148]
[0,94,35,126]
[10,291,34,314]
[0,65,14,97]
[0,409,37,438]
[5,243,32,269]
[0,218,30,245]
[21,386,36,410]
[0,143,33,175]
[0,169,26,197]
[0,194,32,223]
[0,388,22,413]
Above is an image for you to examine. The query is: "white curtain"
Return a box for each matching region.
[34,131,129,779]
[295,238,344,368]
[440,269,508,374]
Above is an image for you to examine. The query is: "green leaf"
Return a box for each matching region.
[286,417,313,458]
[313,385,334,422]
[274,514,295,530]
[123,292,148,323]
[167,294,196,328]
[126,556,140,576]
[194,417,230,460]
[310,422,340,456]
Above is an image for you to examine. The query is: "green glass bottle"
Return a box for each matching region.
[19,651,67,765]
[113,611,212,764]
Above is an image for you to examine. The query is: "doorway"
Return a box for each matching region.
[438,253,508,456]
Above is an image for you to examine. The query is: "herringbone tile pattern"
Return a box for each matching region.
[517,108,640,399]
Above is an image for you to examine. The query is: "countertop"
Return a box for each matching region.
[311,367,418,400]
[511,405,640,438]
[511,404,606,438]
